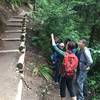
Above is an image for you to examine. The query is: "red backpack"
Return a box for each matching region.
[63,52,78,76]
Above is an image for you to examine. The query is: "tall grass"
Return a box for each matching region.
[4,0,28,7]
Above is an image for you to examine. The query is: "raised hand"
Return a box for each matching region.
[51,33,54,39]
[51,33,55,46]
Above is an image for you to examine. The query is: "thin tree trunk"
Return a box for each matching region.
[33,0,36,11]
[89,25,95,47]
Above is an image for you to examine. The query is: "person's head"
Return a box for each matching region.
[74,42,78,49]
[64,38,71,45]
[59,43,65,50]
[66,41,75,51]
[78,39,87,49]
[54,37,62,44]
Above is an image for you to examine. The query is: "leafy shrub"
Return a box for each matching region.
[88,72,100,100]
[4,0,33,8]
[29,0,100,55]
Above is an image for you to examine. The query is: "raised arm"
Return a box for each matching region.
[51,34,65,56]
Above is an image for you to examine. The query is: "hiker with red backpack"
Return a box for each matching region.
[51,34,78,100]
[76,39,93,100]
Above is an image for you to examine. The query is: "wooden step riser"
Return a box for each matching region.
[5,30,26,33]
[0,41,20,50]
[0,50,19,53]
[6,26,26,30]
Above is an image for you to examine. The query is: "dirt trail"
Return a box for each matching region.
[0,53,20,100]
[0,10,26,100]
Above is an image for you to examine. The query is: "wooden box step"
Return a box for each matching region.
[6,26,26,30]
[0,38,20,41]
[5,30,24,33]
[0,40,20,50]
[12,16,26,19]
[8,18,23,22]
[8,18,28,22]
[6,22,24,27]
[1,33,21,38]
[0,49,19,53]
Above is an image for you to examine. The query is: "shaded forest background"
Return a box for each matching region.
[0,0,100,99]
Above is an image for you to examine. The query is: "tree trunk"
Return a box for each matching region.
[89,25,95,47]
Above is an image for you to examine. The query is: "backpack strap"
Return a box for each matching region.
[83,48,93,68]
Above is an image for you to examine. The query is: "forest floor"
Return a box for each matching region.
[22,50,71,100]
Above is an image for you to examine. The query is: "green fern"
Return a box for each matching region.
[39,64,52,81]
[5,0,24,7]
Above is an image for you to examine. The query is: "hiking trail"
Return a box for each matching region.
[0,11,27,100]
[0,10,71,100]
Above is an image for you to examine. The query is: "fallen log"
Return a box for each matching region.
[19,42,25,52]
[17,53,25,72]
[20,33,26,41]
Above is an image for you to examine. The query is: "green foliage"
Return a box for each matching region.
[91,49,100,64]
[10,0,23,7]
[31,64,52,81]
[39,64,52,81]
[28,0,100,98]
[3,0,33,7]
[92,96,100,100]
[3,0,24,7]
[88,72,100,100]
[30,0,100,53]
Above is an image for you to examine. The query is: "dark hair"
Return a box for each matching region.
[65,38,71,45]
[54,37,62,44]
[74,42,78,49]
[67,41,75,51]
[80,39,87,45]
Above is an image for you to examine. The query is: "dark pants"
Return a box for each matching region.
[76,69,88,97]
[77,70,88,100]
[60,75,76,97]
[54,63,60,82]
[83,80,88,97]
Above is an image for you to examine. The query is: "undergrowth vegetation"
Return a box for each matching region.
[29,63,52,81]
[28,0,100,99]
